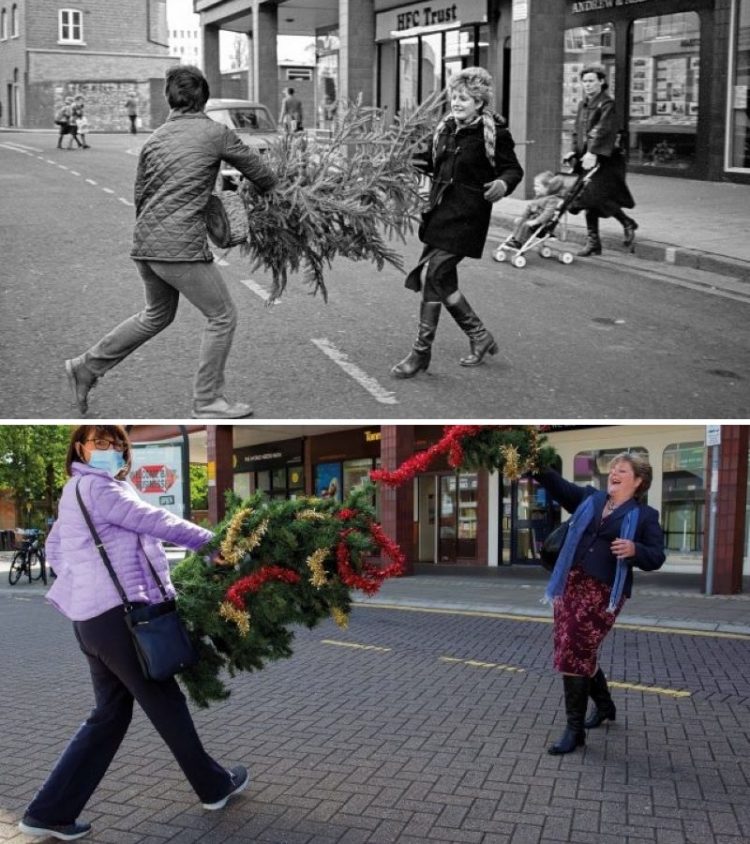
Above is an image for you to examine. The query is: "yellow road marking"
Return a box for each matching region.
[440,656,525,673]
[321,639,392,653]
[609,680,691,698]
[354,602,750,640]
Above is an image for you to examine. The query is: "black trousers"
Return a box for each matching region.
[25,605,230,824]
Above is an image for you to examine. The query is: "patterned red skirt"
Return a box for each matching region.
[553,566,626,675]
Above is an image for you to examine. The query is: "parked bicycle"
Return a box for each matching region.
[8,530,47,585]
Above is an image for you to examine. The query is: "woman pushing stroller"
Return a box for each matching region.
[391,67,523,379]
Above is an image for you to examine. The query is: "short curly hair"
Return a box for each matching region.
[447,66,494,109]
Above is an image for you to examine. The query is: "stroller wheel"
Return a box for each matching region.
[493,247,508,263]
[512,254,527,269]
[559,252,574,265]
[540,246,553,259]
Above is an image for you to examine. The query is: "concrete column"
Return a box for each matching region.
[207,426,234,525]
[508,0,565,197]
[703,426,748,595]
[379,426,416,575]
[339,0,375,104]
[253,1,278,111]
[203,24,221,99]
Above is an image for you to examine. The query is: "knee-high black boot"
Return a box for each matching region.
[443,292,498,367]
[613,210,638,249]
[548,675,589,755]
[584,667,616,729]
[578,211,602,256]
[391,301,441,378]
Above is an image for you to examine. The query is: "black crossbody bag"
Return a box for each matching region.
[76,481,198,682]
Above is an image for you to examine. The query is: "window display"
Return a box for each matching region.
[662,442,704,553]
[728,0,750,170]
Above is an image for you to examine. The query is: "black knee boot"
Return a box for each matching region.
[391,301,441,378]
[443,292,498,367]
[614,211,638,249]
[548,675,589,755]
[578,212,602,256]
[584,667,616,729]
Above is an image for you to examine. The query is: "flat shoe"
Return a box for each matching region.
[64,358,94,415]
[202,765,250,810]
[19,815,91,840]
[192,397,253,419]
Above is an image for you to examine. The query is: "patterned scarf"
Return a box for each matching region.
[543,492,640,613]
[432,111,498,169]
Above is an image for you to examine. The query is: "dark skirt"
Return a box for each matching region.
[568,151,634,216]
[552,566,625,675]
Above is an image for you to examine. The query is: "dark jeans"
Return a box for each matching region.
[25,606,230,824]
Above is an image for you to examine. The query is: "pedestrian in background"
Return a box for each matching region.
[566,64,638,256]
[534,453,665,755]
[391,66,523,379]
[54,97,73,149]
[74,96,90,149]
[65,65,277,418]
[279,87,303,132]
[66,96,85,150]
[124,91,138,134]
[18,425,248,842]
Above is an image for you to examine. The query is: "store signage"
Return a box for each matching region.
[130,444,186,519]
[364,430,381,442]
[376,0,486,40]
[234,438,303,473]
[571,0,649,13]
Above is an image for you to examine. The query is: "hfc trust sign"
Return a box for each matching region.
[396,3,458,30]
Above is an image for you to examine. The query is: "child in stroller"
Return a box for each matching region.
[494,166,597,268]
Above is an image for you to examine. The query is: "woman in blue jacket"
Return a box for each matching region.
[535,453,665,755]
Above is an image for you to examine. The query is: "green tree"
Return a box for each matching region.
[0,426,71,528]
[189,463,209,511]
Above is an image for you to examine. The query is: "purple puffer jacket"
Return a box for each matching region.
[46,462,214,621]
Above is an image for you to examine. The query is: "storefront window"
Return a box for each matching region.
[422,33,442,100]
[399,37,419,111]
[343,457,381,520]
[662,442,704,553]
[314,462,341,502]
[316,30,339,131]
[728,0,750,170]
[438,473,478,560]
[628,13,700,169]
[573,447,649,496]
[562,24,615,157]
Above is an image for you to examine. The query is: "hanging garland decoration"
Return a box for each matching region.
[370,425,557,487]
[172,485,405,708]
[235,93,446,304]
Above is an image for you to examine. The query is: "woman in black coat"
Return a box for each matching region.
[391,67,523,379]
[535,453,665,755]
[567,64,637,256]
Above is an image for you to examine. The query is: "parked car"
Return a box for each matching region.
[204,98,279,190]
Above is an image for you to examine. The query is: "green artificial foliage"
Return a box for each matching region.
[237,93,446,303]
[171,483,402,708]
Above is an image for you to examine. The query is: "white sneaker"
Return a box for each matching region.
[202,765,249,810]
[192,397,253,419]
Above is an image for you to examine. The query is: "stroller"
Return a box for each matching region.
[493,165,599,269]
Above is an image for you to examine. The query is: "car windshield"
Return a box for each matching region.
[211,107,276,132]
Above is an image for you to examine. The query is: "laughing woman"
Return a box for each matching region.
[534,453,665,755]
[391,67,523,379]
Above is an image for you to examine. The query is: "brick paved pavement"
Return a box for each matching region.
[2,588,749,844]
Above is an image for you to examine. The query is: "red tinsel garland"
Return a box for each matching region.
[226,565,301,610]
[369,424,485,488]
[336,521,406,595]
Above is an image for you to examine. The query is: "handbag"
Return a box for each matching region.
[539,521,569,573]
[76,482,197,682]
[205,190,249,249]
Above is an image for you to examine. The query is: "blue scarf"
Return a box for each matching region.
[543,492,640,613]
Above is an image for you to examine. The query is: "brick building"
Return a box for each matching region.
[194,0,750,188]
[0,0,177,131]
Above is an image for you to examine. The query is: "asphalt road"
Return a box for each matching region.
[2,591,749,843]
[1,132,748,419]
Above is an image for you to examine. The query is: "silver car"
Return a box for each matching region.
[204,98,278,189]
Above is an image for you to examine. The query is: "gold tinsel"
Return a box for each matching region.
[500,444,522,481]
[306,547,329,588]
[219,600,251,637]
[220,507,269,565]
[331,606,349,629]
[297,509,328,521]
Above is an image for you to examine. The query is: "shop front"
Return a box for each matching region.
[563,0,749,182]
[233,437,305,500]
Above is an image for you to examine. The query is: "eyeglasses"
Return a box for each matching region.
[85,438,126,452]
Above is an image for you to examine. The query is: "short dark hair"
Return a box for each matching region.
[165,64,209,112]
[287,87,294,96]
[66,425,132,480]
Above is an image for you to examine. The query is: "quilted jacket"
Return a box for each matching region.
[45,462,214,621]
[131,110,277,262]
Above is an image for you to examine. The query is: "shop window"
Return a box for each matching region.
[59,8,83,43]
[399,37,419,111]
[662,442,704,553]
[728,0,750,170]
[573,447,649,497]
[628,12,700,169]
[561,24,615,158]
[438,473,478,561]
[343,457,381,520]
[314,462,341,502]
[422,33,442,100]
[256,470,271,493]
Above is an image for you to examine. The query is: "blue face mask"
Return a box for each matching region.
[87,449,126,477]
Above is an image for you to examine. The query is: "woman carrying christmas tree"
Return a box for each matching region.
[391,67,523,378]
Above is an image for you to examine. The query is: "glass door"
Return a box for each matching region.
[438,474,457,561]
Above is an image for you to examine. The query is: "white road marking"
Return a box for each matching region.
[85,178,97,185]
[311,338,398,406]
[118,197,133,206]
[45,158,56,164]
[213,256,230,266]
[1,140,42,152]
[239,278,272,301]
[70,170,80,176]
[57,164,68,170]
[102,188,114,194]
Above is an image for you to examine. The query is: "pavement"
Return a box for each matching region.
[491,171,750,281]
[3,551,749,637]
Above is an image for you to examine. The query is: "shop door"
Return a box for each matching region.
[417,475,437,563]
[502,478,557,564]
[438,474,458,561]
